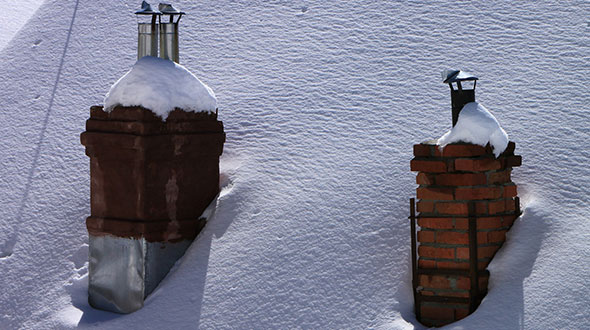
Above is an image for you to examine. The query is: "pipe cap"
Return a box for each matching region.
[135,1,161,15]
[442,69,478,83]
[158,3,185,15]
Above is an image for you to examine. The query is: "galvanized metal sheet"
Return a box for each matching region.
[138,23,158,59]
[88,235,146,314]
[88,235,194,313]
[87,197,219,313]
[144,239,192,296]
[159,23,179,63]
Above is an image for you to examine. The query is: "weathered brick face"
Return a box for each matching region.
[411,141,521,327]
[81,105,225,242]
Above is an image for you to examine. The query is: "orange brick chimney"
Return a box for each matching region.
[409,141,521,327]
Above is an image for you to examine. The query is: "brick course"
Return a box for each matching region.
[411,159,447,173]
[435,173,487,186]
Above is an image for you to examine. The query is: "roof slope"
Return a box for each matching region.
[0,1,588,329]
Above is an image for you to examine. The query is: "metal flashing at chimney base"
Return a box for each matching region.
[88,235,193,314]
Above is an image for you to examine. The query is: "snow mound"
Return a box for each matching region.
[103,56,217,119]
[437,102,509,157]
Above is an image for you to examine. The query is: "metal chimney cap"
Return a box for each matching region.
[158,3,185,15]
[442,69,478,83]
[135,1,161,15]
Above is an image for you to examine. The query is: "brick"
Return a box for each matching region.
[413,144,433,157]
[443,291,470,298]
[435,173,486,186]
[437,260,488,270]
[455,276,488,291]
[442,201,488,215]
[420,319,441,327]
[455,308,470,320]
[440,144,487,157]
[502,215,517,227]
[505,198,516,212]
[419,246,455,259]
[416,172,435,185]
[479,276,489,289]
[479,259,492,269]
[417,187,454,200]
[487,169,511,184]
[411,159,447,173]
[455,216,501,230]
[476,201,488,214]
[421,305,454,320]
[477,231,488,244]
[418,230,435,243]
[478,260,489,270]
[506,155,522,167]
[419,259,436,268]
[504,184,518,198]
[456,247,470,259]
[436,231,469,244]
[476,217,503,229]
[419,275,451,289]
[457,245,501,260]
[488,230,507,243]
[455,158,502,172]
[453,218,469,230]
[455,187,503,200]
[436,261,469,270]
[436,202,468,215]
[418,217,454,229]
[454,218,468,229]
[446,160,455,172]
[432,146,443,157]
[479,245,501,259]
[417,201,434,213]
[488,200,506,214]
[456,277,471,290]
[501,141,516,156]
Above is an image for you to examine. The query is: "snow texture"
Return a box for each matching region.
[0,0,45,50]
[103,56,217,119]
[0,0,589,329]
[437,102,509,157]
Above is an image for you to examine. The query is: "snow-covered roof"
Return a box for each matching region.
[0,1,589,329]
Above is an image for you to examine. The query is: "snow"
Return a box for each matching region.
[103,56,217,119]
[0,0,589,329]
[0,0,45,51]
[437,102,509,157]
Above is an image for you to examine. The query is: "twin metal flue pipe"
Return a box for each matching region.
[136,2,184,63]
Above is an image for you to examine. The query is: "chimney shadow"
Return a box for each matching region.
[443,202,549,329]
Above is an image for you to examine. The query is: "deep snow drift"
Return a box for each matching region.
[0,1,588,329]
[104,56,217,119]
[437,102,509,157]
